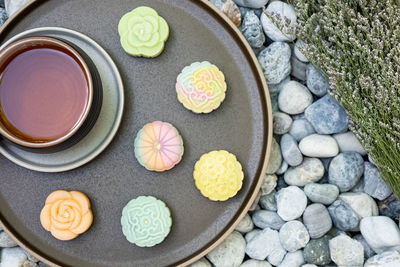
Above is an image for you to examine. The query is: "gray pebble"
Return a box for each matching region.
[235,213,254,233]
[278,81,313,115]
[260,174,277,196]
[258,42,291,85]
[189,257,211,267]
[364,162,392,200]
[0,7,7,26]
[279,221,310,252]
[206,231,246,267]
[260,1,297,42]
[273,112,293,135]
[284,158,324,186]
[239,6,263,18]
[294,40,308,62]
[259,190,277,211]
[303,236,331,265]
[329,235,364,267]
[327,227,349,238]
[234,0,268,9]
[333,131,366,155]
[268,76,290,94]
[299,134,339,158]
[291,55,307,81]
[245,229,262,243]
[303,204,332,239]
[328,200,359,231]
[339,192,378,222]
[304,183,339,205]
[252,210,285,230]
[0,231,18,247]
[351,179,365,193]
[328,152,364,192]
[240,259,272,267]
[280,134,303,166]
[289,119,316,142]
[360,216,400,253]
[276,186,307,221]
[241,10,265,48]
[364,250,400,267]
[353,234,376,259]
[276,160,288,175]
[305,95,348,134]
[306,65,328,97]
[245,228,287,263]
[278,250,305,267]
[270,92,279,112]
[266,138,282,174]
[378,194,400,219]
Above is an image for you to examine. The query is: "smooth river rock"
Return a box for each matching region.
[266,138,282,174]
[258,42,291,85]
[280,134,303,166]
[289,119,316,142]
[206,231,246,267]
[363,162,392,200]
[278,81,313,115]
[276,186,307,221]
[329,235,364,267]
[273,112,293,135]
[299,134,339,158]
[304,183,339,205]
[333,131,366,155]
[364,250,400,267]
[302,204,332,239]
[328,152,364,192]
[279,221,310,252]
[284,158,324,186]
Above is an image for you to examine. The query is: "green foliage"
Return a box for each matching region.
[288,0,400,198]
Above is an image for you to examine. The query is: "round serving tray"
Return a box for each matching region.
[0,0,272,266]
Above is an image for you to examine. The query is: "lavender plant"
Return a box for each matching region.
[285,0,400,197]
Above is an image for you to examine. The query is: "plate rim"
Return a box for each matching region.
[0,26,125,173]
[0,0,272,266]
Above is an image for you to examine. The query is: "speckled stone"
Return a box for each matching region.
[211,0,242,26]
[189,257,212,267]
[333,131,366,155]
[328,152,364,192]
[291,55,307,81]
[328,200,360,231]
[329,235,364,267]
[259,190,277,211]
[206,231,246,267]
[294,40,308,62]
[278,250,305,267]
[279,221,310,252]
[260,1,297,42]
[239,6,263,18]
[339,192,378,223]
[235,214,254,233]
[378,194,400,219]
[258,42,291,85]
[276,186,307,221]
[364,250,400,267]
[363,162,392,200]
[278,81,313,115]
[289,119,316,142]
[240,259,272,267]
[306,64,328,97]
[252,210,285,230]
[273,112,293,135]
[303,236,331,265]
[241,10,265,48]
[360,216,400,253]
[299,134,339,158]
[353,234,376,259]
[234,0,268,8]
[303,204,332,239]
[304,183,339,205]
[245,229,262,243]
[245,228,287,263]
[305,94,348,134]
[280,134,303,167]
[284,158,324,186]
[266,138,282,174]
[260,174,277,196]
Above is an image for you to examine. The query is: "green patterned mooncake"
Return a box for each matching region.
[121,196,172,247]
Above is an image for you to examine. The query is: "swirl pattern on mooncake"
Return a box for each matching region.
[134,121,184,172]
[121,196,172,247]
[193,150,244,201]
[176,61,227,113]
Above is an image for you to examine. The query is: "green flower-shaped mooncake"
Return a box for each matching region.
[121,196,172,247]
[118,6,169,58]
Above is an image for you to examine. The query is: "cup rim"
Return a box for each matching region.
[0,36,94,148]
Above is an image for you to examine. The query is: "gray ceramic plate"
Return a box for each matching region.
[0,0,272,266]
[0,27,124,172]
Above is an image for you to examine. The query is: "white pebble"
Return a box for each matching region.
[299,134,339,158]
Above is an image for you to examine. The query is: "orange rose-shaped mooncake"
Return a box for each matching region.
[40,190,93,241]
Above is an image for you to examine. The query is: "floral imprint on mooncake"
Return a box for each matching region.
[134,121,184,172]
[176,61,227,113]
[121,196,172,247]
[118,6,169,57]
[40,190,93,241]
[194,150,244,201]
